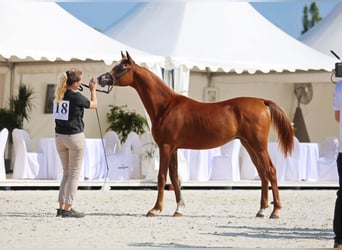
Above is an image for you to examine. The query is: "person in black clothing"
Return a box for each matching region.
[53,68,97,218]
[333,80,342,248]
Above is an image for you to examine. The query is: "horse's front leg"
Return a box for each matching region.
[146,145,170,217]
[169,150,185,217]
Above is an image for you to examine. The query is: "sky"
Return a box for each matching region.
[58,1,339,39]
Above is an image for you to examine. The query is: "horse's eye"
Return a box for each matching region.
[115,64,127,76]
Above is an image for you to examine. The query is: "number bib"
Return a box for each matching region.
[53,100,70,121]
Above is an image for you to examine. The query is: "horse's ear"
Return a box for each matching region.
[126,51,134,64]
[121,51,126,59]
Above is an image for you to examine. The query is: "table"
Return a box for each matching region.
[267,141,319,181]
[37,138,106,180]
[179,147,221,181]
[180,139,320,182]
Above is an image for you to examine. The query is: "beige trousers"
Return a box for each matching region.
[55,133,85,205]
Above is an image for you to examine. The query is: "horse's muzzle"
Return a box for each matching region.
[97,73,115,87]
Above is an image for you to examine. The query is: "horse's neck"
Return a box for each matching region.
[132,67,174,124]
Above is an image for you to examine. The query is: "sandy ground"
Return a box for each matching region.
[0,188,337,248]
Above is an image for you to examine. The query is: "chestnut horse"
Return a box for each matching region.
[98,52,294,219]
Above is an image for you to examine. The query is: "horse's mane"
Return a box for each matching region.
[135,64,178,97]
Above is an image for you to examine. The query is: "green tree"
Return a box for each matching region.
[301,2,322,34]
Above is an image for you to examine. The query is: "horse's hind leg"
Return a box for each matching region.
[268,162,281,219]
[169,150,185,217]
[256,154,281,219]
[256,177,270,218]
[244,143,281,219]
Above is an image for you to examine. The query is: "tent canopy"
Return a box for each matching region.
[299,2,342,59]
[0,2,163,66]
[105,2,335,73]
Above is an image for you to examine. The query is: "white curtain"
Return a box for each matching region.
[144,64,190,127]
[173,65,190,96]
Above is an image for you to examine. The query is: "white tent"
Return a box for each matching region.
[0,2,163,66]
[105,1,335,74]
[104,1,339,143]
[0,2,164,149]
[299,2,342,59]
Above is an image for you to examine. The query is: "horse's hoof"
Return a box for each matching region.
[146,211,157,217]
[269,214,279,219]
[173,211,183,217]
[256,213,265,218]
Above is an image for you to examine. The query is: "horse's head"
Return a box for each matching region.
[97,51,135,87]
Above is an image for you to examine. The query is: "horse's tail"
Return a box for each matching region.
[265,100,294,157]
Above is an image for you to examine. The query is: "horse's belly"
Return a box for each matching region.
[179,136,234,150]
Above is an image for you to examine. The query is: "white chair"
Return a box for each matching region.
[239,145,259,180]
[107,131,142,180]
[268,142,287,182]
[103,131,121,155]
[0,128,9,180]
[139,131,158,181]
[317,137,339,181]
[12,129,42,179]
[101,131,122,180]
[210,139,241,181]
[121,132,142,179]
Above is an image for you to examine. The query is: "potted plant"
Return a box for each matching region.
[106,105,149,143]
[0,84,34,172]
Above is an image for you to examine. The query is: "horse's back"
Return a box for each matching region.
[222,97,271,118]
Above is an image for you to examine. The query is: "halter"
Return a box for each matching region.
[95,61,131,92]
[78,82,114,94]
[78,73,115,94]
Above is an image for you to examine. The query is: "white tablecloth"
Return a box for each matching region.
[267,142,319,181]
[37,138,106,180]
[180,140,320,182]
[179,147,221,181]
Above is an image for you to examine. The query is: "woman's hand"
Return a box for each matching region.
[89,77,97,92]
[89,77,98,109]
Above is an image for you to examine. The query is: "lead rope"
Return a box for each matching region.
[95,108,110,191]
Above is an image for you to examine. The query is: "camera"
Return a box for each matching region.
[331,50,342,78]
[335,62,342,78]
